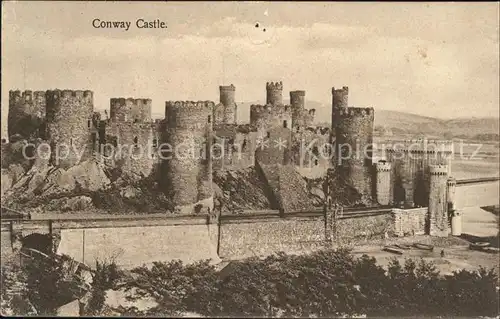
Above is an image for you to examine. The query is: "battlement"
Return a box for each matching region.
[375,161,392,172]
[266,81,283,91]
[47,89,93,100]
[9,90,46,102]
[332,86,349,95]
[214,123,258,134]
[165,101,215,110]
[338,107,374,117]
[429,164,449,175]
[250,104,291,115]
[447,177,457,186]
[110,97,152,105]
[303,126,330,136]
[219,84,235,92]
[308,109,316,115]
[165,101,214,129]
[384,139,454,153]
[290,90,305,97]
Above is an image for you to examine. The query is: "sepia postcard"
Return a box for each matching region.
[1,1,499,317]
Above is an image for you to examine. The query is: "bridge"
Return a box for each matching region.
[1,177,497,269]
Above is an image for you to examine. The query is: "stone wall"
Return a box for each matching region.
[254,126,292,165]
[218,215,325,260]
[291,126,330,169]
[104,122,156,178]
[392,207,427,237]
[57,222,220,269]
[213,124,257,171]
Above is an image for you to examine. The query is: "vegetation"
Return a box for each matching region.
[2,249,499,317]
[112,249,499,318]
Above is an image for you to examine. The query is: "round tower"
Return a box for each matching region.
[110,98,152,123]
[45,90,94,168]
[217,84,237,124]
[446,176,457,212]
[290,90,305,127]
[428,164,449,237]
[266,81,283,106]
[375,161,392,206]
[8,90,47,139]
[331,86,349,128]
[161,101,214,210]
[335,107,374,199]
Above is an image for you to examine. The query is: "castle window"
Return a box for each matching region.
[88,119,91,128]
[134,118,139,123]
[153,138,158,148]
[296,126,300,133]
[208,115,211,123]
[70,138,73,146]
[267,132,270,138]
[134,136,138,147]
[283,120,288,128]
[242,138,247,151]
[315,159,318,166]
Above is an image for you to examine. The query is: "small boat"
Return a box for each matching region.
[413,243,434,251]
[395,244,412,250]
[383,246,404,255]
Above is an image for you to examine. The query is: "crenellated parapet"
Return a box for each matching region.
[385,139,454,154]
[110,98,152,123]
[429,164,448,176]
[376,161,392,172]
[8,90,47,139]
[165,101,215,130]
[250,103,293,132]
[338,107,374,118]
[266,81,283,91]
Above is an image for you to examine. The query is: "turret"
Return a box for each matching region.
[375,161,392,206]
[266,81,283,106]
[428,164,449,237]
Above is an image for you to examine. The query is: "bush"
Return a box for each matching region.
[113,250,499,318]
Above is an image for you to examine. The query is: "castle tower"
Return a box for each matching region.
[8,90,46,139]
[290,90,305,127]
[266,81,283,106]
[214,84,237,125]
[428,164,449,237]
[161,101,214,210]
[375,161,392,206]
[335,107,374,199]
[447,176,457,212]
[331,86,349,128]
[110,98,152,123]
[45,90,94,168]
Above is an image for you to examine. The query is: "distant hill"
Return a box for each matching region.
[148,100,499,141]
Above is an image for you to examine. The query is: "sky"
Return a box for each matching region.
[1,1,499,137]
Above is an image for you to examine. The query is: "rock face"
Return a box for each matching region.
[9,159,110,198]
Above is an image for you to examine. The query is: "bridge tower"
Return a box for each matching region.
[428,164,449,237]
[375,161,392,206]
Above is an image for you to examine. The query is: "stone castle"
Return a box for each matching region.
[6,82,455,236]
